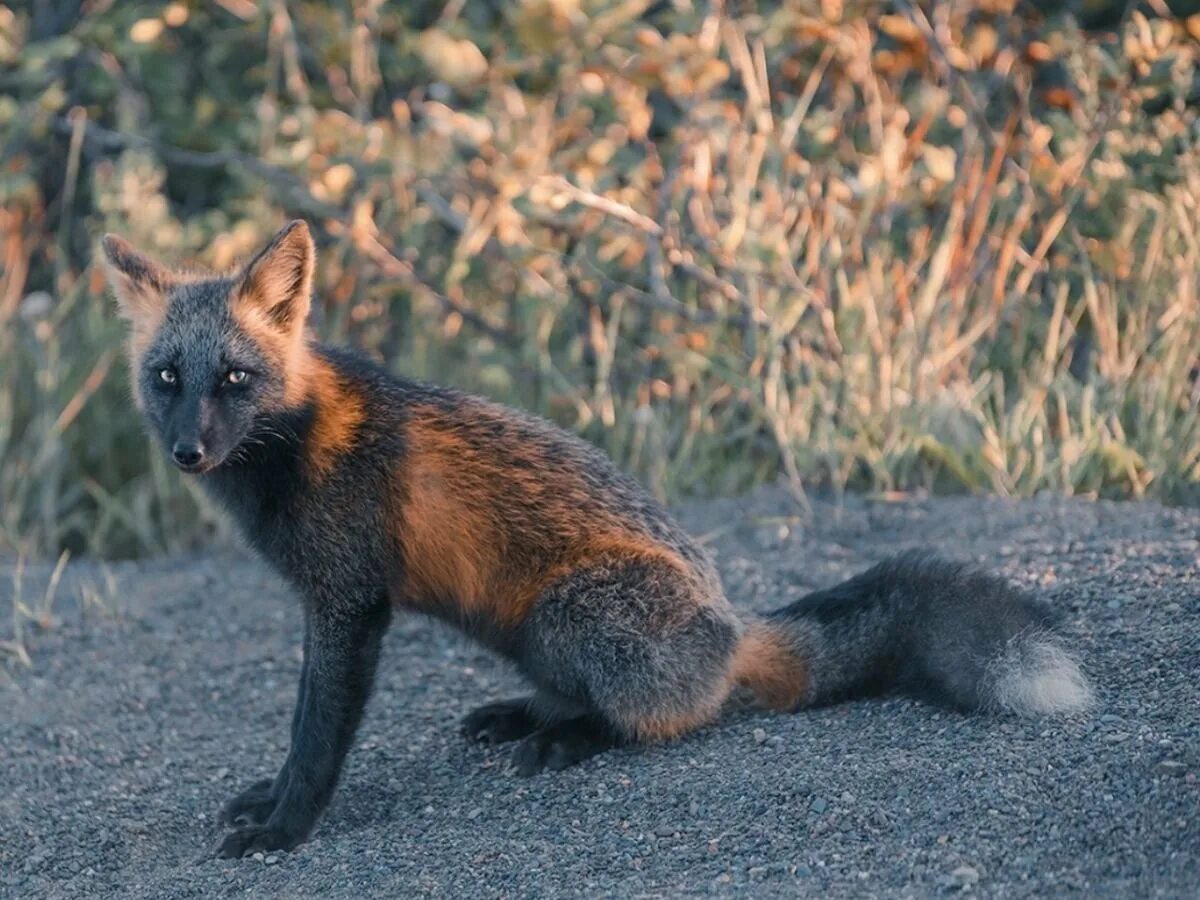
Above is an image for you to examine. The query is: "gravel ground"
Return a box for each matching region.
[2,488,1198,898]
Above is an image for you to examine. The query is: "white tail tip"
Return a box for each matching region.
[992,636,1095,715]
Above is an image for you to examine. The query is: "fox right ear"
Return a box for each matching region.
[100,235,170,327]
[235,220,314,332]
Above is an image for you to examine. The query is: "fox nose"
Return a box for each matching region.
[172,441,205,469]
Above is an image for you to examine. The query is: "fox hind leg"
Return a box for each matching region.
[511,716,619,776]
[512,554,739,773]
[462,698,540,744]
[462,686,595,744]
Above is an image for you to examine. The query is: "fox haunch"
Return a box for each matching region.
[102,221,1093,859]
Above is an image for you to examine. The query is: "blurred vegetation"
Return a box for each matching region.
[2,0,1199,559]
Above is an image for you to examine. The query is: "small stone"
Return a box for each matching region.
[1156,760,1187,776]
[264,855,278,865]
[951,864,980,886]
[467,807,482,820]
[753,728,767,744]
[252,852,264,862]
[655,824,675,837]
[810,797,828,814]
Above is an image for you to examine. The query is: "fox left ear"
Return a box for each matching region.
[100,234,171,327]
[236,220,314,330]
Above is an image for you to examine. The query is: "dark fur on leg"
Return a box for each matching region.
[218,597,391,858]
[220,778,276,828]
[220,622,313,828]
[462,698,541,744]
[511,717,618,776]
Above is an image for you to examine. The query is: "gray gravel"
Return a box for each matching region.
[2,488,1198,898]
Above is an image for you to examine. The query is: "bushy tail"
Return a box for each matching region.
[731,550,1093,715]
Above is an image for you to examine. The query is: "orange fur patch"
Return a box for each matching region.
[231,287,364,479]
[619,694,728,742]
[238,222,314,327]
[394,410,696,630]
[397,464,505,622]
[230,220,316,409]
[300,354,364,479]
[729,623,809,711]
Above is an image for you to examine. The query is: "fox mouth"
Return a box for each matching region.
[171,457,219,475]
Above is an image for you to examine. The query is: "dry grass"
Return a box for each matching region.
[1,1,1198,557]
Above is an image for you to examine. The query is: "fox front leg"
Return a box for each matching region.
[219,622,312,828]
[217,597,391,858]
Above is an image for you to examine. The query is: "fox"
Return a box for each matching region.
[100,221,1094,858]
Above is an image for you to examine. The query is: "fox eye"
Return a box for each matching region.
[158,368,177,385]
[226,369,249,385]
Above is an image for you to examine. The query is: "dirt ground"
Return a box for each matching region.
[2,488,1198,898]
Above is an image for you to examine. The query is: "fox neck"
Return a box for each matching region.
[199,403,313,544]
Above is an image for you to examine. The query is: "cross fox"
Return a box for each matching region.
[101,221,1093,858]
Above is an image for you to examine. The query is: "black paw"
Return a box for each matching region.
[511,719,614,776]
[219,778,278,828]
[217,824,303,859]
[462,698,539,744]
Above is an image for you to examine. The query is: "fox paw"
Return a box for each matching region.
[462,699,539,744]
[219,778,278,828]
[511,720,613,776]
[217,824,303,859]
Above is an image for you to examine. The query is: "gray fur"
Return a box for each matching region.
[518,556,742,738]
[133,277,286,467]
[769,550,1093,714]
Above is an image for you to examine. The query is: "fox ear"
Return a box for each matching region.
[100,234,171,326]
[236,220,314,330]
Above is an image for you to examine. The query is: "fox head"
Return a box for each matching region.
[102,221,316,474]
